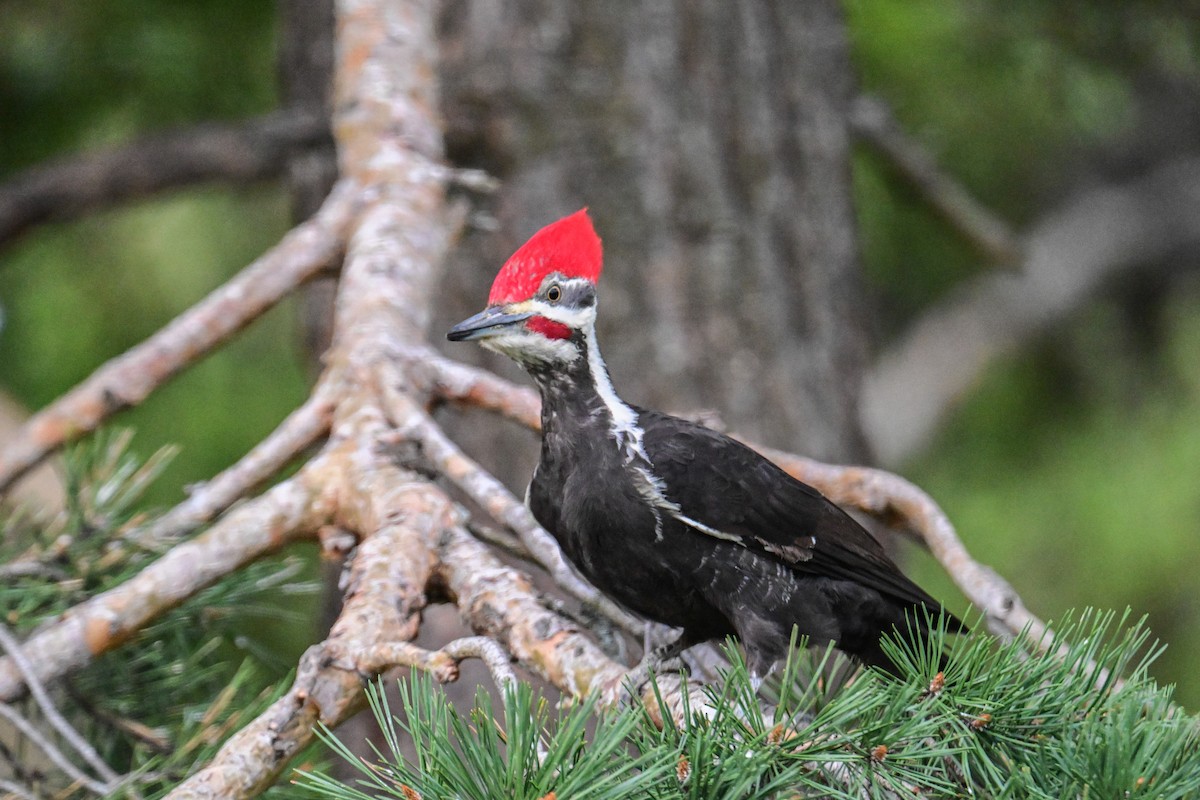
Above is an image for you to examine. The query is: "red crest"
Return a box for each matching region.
[488,209,603,305]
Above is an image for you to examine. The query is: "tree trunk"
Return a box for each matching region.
[436,0,870,488]
[277,0,340,370]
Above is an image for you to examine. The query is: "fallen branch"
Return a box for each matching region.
[0,181,359,496]
[0,110,330,250]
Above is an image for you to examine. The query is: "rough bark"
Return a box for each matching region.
[277,0,342,368]
[436,0,871,488]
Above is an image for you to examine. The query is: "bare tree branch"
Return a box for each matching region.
[850,95,1021,265]
[131,381,337,546]
[361,636,516,689]
[437,524,710,710]
[745,445,1042,644]
[162,420,459,798]
[160,2,463,794]
[0,110,331,251]
[0,624,121,791]
[439,636,517,689]
[861,153,1200,464]
[0,182,359,496]
[382,383,643,635]
[411,347,541,428]
[0,700,112,796]
[0,475,324,702]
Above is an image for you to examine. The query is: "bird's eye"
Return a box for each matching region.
[546,284,562,303]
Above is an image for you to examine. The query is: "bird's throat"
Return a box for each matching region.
[529,326,637,449]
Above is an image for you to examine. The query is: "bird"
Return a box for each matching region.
[447,209,962,685]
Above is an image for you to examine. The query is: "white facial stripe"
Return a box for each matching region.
[527,299,596,329]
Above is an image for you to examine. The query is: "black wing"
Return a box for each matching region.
[636,408,948,613]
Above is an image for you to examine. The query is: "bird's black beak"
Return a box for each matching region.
[446,306,533,342]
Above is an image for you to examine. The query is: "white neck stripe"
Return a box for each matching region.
[582,319,638,440]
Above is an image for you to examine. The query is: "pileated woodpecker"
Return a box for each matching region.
[448,209,961,682]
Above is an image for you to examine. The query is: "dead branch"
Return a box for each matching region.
[160,427,460,800]
[0,624,121,791]
[160,2,464,795]
[382,382,643,634]
[437,524,710,711]
[850,95,1020,265]
[361,636,516,689]
[0,110,330,251]
[0,475,324,702]
[746,445,1040,644]
[861,153,1200,464]
[130,381,337,546]
[0,182,358,496]
[408,346,542,428]
[441,515,633,705]
[439,636,517,688]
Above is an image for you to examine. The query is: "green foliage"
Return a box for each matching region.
[303,680,667,800]
[0,0,277,170]
[845,0,1200,710]
[302,614,1200,800]
[905,282,1200,707]
[0,430,321,798]
[1,430,178,628]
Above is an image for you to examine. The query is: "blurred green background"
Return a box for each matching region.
[2,0,1197,706]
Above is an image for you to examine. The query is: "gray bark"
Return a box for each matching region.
[436,0,871,486]
[277,0,340,368]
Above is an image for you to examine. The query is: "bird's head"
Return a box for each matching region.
[447,209,602,367]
